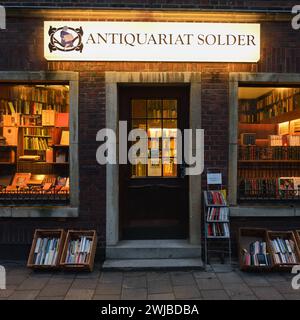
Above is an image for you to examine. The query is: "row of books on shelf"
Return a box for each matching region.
[205,190,227,205]
[207,207,229,221]
[238,169,300,179]
[28,229,97,271]
[24,136,49,151]
[1,111,69,127]
[239,89,300,123]
[239,146,300,160]
[207,223,230,237]
[65,237,92,264]
[239,177,300,199]
[0,85,69,109]
[270,238,298,264]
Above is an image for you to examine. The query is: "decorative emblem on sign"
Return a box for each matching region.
[48,26,83,53]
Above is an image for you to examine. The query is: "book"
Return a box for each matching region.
[42,110,56,126]
[55,113,69,127]
[60,130,69,146]
[3,127,18,146]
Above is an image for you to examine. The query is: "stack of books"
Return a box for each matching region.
[65,236,92,264]
[207,207,229,221]
[242,241,272,267]
[33,237,60,266]
[270,237,298,264]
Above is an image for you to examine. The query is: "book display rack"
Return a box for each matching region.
[239,228,300,272]
[60,230,97,272]
[27,229,97,272]
[27,229,66,269]
[267,231,300,269]
[239,228,273,271]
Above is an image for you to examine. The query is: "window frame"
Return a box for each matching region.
[229,72,300,217]
[0,71,79,218]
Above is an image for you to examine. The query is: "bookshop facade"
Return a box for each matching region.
[0,6,300,263]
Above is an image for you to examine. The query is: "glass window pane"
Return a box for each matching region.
[148,158,162,177]
[148,120,162,138]
[162,138,176,157]
[163,100,177,118]
[163,158,177,177]
[147,100,162,118]
[132,100,146,118]
[132,119,146,131]
[131,158,147,177]
[149,137,161,158]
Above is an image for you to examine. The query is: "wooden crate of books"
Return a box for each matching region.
[27,229,66,269]
[267,231,300,270]
[238,228,273,272]
[60,230,97,272]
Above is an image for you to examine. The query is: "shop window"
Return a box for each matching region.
[238,86,300,203]
[0,84,70,205]
[131,99,178,178]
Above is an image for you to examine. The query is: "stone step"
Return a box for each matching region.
[106,240,202,260]
[102,258,204,271]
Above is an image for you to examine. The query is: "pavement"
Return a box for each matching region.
[0,261,299,300]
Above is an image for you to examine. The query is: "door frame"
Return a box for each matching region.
[105,72,202,245]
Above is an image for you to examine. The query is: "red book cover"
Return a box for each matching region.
[55,113,69,127]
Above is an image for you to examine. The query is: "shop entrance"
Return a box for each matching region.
[119,85,189,240]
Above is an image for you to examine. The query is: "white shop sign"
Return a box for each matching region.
[44,21,260,62]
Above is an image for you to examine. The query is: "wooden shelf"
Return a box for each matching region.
[261,109,300,124]
[0,162,15,165]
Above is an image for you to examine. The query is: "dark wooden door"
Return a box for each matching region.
[119,85,189,240]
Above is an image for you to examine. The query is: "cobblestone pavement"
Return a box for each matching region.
[0,261,299,300]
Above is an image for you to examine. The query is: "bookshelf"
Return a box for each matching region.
[0,84,70,204]
[238,228,273,272]
[267,231,300,270]
[238,87,300,203]
[203,190,231,266]
[60,230,97,272]
[27,229,66,270]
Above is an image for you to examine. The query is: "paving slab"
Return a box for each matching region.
[65,289,94,300]
[148,279,173,294]
[201,289,230,300]
[121,288,147,300]
[173,285,201,299]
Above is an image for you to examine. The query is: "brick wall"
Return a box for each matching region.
[0,11,300,259]
[0,0,296,11]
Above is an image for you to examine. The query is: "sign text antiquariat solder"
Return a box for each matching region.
[44,22,260,62]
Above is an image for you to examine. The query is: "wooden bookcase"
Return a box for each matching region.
[267,230,300,270]
[238,228,273,272]
[27,229,66,270]
[60,230,97,272]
